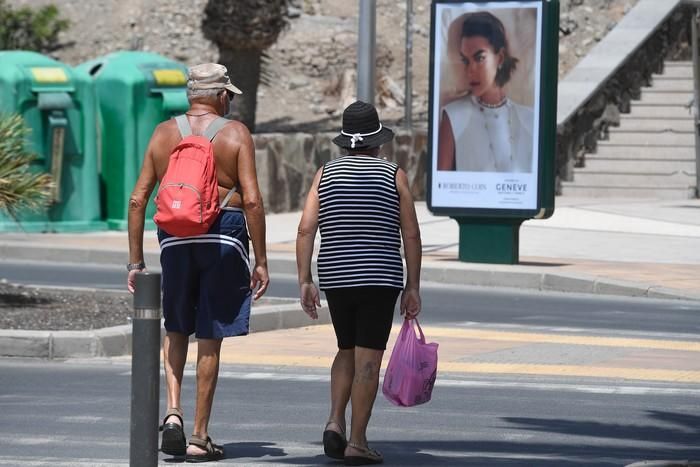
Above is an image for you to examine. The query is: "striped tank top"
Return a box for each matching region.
[317,155,404,290]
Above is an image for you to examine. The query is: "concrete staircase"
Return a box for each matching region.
[561,61,698,199]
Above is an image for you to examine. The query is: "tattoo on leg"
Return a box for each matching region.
[355,361,378,383]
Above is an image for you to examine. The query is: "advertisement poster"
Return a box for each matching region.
[429,1,543,212]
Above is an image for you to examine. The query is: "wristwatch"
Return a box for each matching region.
[126,262,146,271]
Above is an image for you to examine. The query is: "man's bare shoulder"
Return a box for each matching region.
[145,119,182,161]
[151,119,180,140]
[218,119,253,144]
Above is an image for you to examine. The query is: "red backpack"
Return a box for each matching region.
[154,115,235,237]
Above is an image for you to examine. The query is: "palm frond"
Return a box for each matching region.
[0,114,53,219]
[202,0,290,50]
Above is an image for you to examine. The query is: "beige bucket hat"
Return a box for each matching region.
[187,63,242,95]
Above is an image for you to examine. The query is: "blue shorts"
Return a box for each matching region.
[158,208,251,339]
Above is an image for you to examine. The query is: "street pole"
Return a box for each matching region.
[357,0,376,104]
[404,0,413,128]
[129,272,161,467]
[692,8,700,197]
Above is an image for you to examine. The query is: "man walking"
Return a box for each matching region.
[127,63,269,462]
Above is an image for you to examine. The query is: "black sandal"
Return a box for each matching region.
[159,408,186,456]
[344,442,383,465]
[185,435,225,463]
[323,420,347,459]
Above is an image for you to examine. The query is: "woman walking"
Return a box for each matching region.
[296,100,422,465]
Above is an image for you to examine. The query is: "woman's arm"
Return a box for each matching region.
[437,111,456,171]
[396,168,422,319]
[296,168,323,319]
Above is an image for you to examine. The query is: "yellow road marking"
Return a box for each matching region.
[187,324,700,383]
[419,327,700,352]
[207,354,700,383]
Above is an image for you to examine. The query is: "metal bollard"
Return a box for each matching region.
[129,272,161,467]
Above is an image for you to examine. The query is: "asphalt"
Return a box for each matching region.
[1,196,699,359]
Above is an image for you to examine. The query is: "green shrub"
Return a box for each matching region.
[0,0,69,52]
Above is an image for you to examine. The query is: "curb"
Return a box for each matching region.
[419,264,700,302]
[1,242,699,302]
[0,299,329,359]
[625,462,700,467]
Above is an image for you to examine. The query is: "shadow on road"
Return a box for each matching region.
[503,410,700,446]
[244,412,700,466]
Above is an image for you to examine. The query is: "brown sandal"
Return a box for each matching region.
[159,408,186,456]
[344,442,383,465]
[185,435,224,463]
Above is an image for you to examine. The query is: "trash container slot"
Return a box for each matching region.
[89,63,104,76]
[37,92,73,111]
[155,89,189,115]
[47,113,68,204]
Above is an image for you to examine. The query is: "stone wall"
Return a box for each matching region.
[253,130,428,213]
[555,4,693,191]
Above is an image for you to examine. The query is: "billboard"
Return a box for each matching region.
[428,1,555,216]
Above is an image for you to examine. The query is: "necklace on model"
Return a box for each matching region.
[475,96,515,170]
[476,95,508,109]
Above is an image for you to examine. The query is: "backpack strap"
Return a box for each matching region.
[203,117,230,142]
[174,115,192,138]
[200,117,237,207]
[220,186,237,208]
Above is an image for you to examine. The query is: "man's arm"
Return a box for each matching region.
[127,137,158,292]
[235,123,269,299]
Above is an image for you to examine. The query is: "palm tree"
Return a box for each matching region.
[0,114,53,219]
[202,0,290,132]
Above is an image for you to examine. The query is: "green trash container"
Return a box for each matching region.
[76,51,190,230]
[0,50,104,232]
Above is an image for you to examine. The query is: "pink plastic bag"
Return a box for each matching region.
[382,318,438,407]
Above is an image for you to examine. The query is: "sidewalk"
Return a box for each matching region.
[1,197,699,300]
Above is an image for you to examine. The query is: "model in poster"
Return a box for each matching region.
[437,11,534,173]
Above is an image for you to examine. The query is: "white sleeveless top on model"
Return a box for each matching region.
[442,95,534,173]
[317,155,404,290]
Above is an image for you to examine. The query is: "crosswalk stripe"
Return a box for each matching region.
[435,362,700,383]
[181,353,700,383]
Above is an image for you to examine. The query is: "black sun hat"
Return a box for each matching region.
[332,101,394,150]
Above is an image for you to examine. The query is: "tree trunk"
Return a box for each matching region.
[219,47,262,133]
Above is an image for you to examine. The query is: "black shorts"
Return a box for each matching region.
[324,286,402,351]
